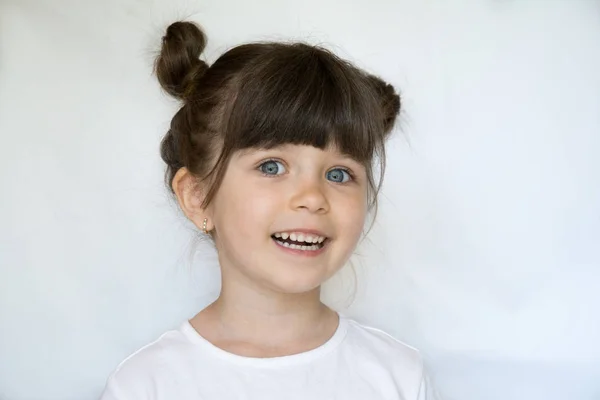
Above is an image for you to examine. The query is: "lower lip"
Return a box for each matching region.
[271,238,328,257]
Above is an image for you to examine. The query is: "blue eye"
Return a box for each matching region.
[326,168,351,183]
[259,160,286,175]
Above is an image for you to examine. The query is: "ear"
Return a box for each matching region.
[171,167,212,231]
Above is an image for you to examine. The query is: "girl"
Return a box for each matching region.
[100,21,437,400]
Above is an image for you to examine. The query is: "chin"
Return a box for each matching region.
[263,271,328,295]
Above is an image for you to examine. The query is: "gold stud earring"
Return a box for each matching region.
[202,218,209,234]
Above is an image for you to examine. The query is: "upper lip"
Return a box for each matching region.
[272,228,330,238]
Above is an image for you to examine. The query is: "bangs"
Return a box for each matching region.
[223,43,385,164]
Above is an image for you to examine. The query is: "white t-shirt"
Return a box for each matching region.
[100,314,437,400]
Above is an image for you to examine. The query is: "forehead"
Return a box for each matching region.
[222,46,383,167]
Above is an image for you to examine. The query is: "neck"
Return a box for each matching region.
[189,261,339,356]
[209,276,333,346]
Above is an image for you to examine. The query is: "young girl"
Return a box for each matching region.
[100,21,436,400]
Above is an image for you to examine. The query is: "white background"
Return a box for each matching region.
[1,1,599,399]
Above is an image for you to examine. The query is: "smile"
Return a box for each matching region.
[270,231,329,256]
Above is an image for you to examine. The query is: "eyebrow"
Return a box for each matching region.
[235,145,291,158]
[329,151,364,167]
[235,147,273,159]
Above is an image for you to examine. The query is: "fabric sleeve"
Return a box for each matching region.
[98,374,125,400]
[417,370,441,400]
[98,370,150,400]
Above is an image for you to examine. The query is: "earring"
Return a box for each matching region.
[202,218,209,234]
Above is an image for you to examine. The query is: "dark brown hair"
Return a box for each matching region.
[155,21,400,211]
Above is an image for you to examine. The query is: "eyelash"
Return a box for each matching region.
[256,159,356,183]
[257,158,286,177]
[332,167,356,182]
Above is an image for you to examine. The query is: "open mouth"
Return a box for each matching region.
[270,232,328,252]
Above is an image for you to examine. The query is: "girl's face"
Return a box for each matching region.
[208,144,368,295]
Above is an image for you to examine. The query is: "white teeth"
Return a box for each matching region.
[273,231,327,245]
[274,239,322,252]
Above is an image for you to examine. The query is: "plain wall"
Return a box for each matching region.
[1,0,599,399]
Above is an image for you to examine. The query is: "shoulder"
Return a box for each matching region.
[100,323,196,399]
[341,315,425,392]
[343,315,422,366]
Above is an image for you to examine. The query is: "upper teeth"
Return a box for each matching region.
[273,232,326,244]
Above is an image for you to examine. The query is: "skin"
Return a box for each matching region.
[172,144,368,358]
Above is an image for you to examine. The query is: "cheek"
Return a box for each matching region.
[212,177,280,235]
[335,192,367,240]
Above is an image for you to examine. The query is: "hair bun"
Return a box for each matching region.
[155,21,209,101]
[367,74,401,135]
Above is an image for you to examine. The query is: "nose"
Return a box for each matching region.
[289,175,330,214]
